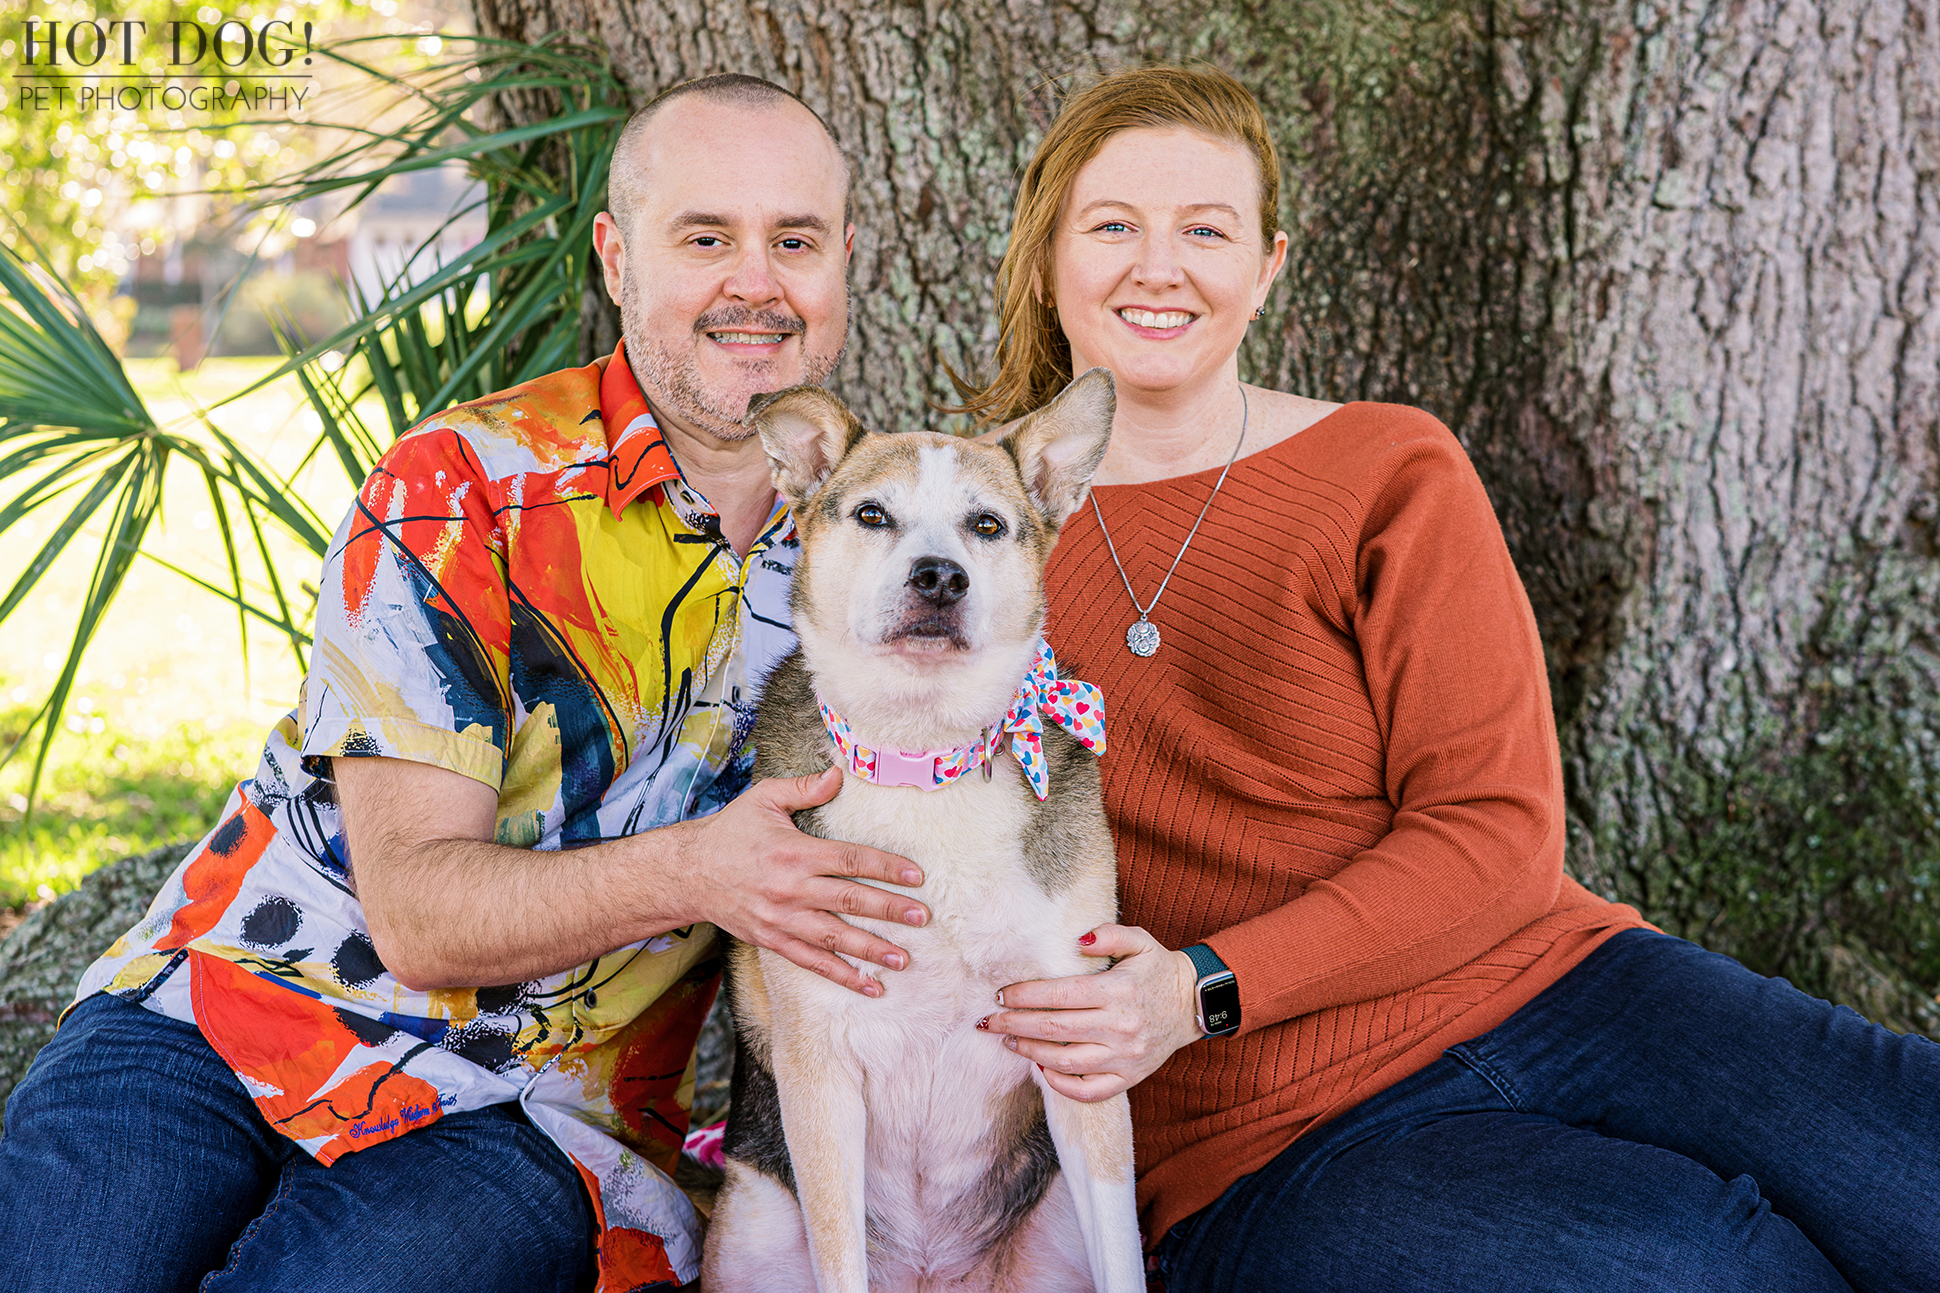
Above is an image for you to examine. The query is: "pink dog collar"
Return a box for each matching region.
[816,641,1106,800]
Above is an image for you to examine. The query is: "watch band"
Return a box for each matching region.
[1182,942,1229,981]
[1183,942,1240,1037]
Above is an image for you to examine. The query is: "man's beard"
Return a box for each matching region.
[619,272,844,441]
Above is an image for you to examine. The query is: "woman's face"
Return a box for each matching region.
[1049,126,1286,401]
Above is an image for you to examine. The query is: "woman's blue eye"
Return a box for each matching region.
[1188,226,1225,239]
[1096,221,1131,233]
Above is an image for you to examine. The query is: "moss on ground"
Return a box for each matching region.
[1607,660,1940,1036]
[0,686,252,914]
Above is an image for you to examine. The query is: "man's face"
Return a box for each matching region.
[596,97,853,444]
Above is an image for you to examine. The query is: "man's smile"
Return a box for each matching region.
[706,329,793,348]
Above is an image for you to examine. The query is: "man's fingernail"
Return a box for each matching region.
[1005,1036,1018,1050]
[902,869,922,885]
[905,909,924,926]
[1078,931,1097,946]
[884,952,905,970]
[976,1017,990,1031]
[865,981,882,998]
[994,990,1004,1006]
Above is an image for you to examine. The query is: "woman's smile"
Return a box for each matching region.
[1114,306,1197,337]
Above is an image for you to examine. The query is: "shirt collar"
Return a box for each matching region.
[597,340,680,519]
[596,340,797,547]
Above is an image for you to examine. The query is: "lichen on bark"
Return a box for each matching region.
[0,843,195,1128]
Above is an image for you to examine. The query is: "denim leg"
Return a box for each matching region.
[202,1101,597,1293]
[0,993,596,1293]
[1160,1055,1848,1293]
[1447,929,1940,1293]
[0,993,289,1293]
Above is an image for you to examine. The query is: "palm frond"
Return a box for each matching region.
[0,237,322,810]
[0,31,628,813]
[222,33,627,438]
[20,436,169,804]
[0,237,152,438]
[138,547,317,654]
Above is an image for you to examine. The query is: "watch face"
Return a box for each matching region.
[1199,973,1241,1036]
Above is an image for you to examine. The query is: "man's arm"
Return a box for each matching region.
[336,757,928,997]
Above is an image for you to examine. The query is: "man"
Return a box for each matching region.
[0,75,926,1293]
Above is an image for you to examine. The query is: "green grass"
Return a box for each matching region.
[0,356,331,921]
[0,685,264,912]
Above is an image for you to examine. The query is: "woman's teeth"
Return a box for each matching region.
[1118,308,1193,330]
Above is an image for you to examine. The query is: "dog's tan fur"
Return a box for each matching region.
[700,371,1142,1293]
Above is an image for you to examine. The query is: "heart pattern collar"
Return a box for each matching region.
[815,641,1105,800]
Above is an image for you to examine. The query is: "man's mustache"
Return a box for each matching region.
[694,307,806,337]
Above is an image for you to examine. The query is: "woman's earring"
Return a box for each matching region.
[1252,305,1266,320]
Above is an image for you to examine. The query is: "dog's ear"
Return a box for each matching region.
[999,367,1115,529]
[749,386,866,508]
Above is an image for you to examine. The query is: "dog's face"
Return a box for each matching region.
[752,370,1114,727]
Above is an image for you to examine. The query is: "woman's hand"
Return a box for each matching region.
[979,924,1206,1102]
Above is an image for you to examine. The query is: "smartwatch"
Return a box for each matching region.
[1183,943,1240,1038]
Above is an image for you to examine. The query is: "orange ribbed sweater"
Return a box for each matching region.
[1043,401,1649,1245]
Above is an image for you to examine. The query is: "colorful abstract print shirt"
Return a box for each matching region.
[77,346,797,1290]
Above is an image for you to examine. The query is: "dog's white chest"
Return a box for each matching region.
[780,772,1103,1277]
[819,770,1083,988]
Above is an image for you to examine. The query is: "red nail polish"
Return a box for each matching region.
[976,1017,990,1030]
[1078,932,1097,946]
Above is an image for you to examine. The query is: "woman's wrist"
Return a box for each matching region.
[1173,950,1207,1042]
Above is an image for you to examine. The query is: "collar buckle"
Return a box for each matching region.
[871,747,940,789]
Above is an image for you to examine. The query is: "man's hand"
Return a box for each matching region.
[337,758,927,997]
[666,767,929,997]
[978,924,1204,1102]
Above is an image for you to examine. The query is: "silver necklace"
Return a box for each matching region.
[1089,388,1248,657]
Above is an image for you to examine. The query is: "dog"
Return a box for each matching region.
[699,368,1143,1293]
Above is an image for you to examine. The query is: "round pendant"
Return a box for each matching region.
[1126,619,1160,657]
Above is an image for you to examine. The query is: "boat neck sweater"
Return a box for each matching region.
[1042,400,1650,1246]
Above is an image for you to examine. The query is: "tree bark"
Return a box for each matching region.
[469,0,1940,1030]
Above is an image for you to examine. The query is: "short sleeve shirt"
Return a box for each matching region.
[76,345,797,1290]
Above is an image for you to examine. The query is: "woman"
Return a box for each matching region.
[967,65,1938,1292]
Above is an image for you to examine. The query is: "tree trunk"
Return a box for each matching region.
[470,0,1940,1032]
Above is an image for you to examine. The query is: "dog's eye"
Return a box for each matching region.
[855,503,891,528]
[970,513,1006,539]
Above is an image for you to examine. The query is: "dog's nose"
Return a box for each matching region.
[907,556,970,606]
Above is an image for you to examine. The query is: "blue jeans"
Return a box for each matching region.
[1155,930,1940,1293]
[0,993,596,1293]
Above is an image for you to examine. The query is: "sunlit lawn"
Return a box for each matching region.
[0,696,263,911]
[1,356,362,916]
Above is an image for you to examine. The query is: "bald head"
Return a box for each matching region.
[608,74,850,235]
